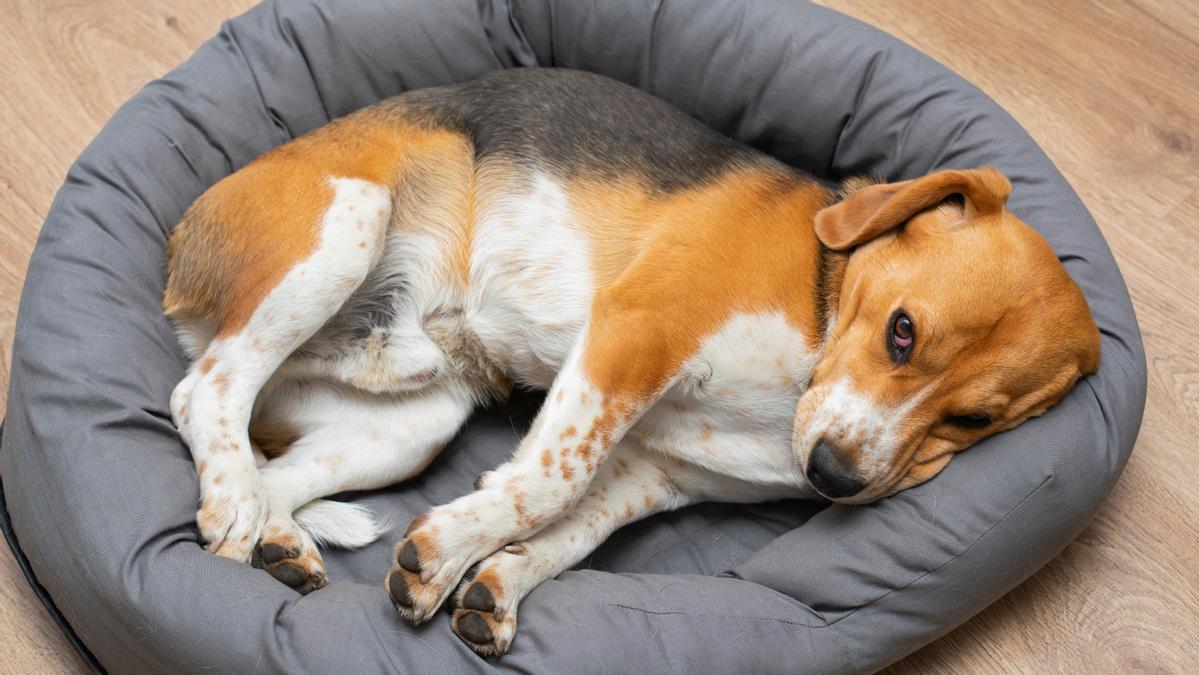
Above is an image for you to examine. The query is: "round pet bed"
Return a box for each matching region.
[0,0,1146,672]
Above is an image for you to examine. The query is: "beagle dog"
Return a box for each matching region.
[164,68,1100,656]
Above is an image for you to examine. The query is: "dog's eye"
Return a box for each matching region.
[887,310,915,364]
[945,413,992,429]
[893,315,914,345]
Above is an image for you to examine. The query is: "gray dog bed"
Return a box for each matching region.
[0,0,1146,672]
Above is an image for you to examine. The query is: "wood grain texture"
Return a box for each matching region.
[0,1,1194,672]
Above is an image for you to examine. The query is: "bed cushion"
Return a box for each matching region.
[0,0,1145,671]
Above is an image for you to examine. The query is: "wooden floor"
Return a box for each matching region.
[0,1,1194,672]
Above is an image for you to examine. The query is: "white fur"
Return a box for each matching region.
[172,177,391,562]
[249,376,476,568]
[293,499,389,549]
[389,343,620,623]
[450,441,686,654]
[257,379,474,513]
[466,173,594,388]
[797,376,929,482]
[276,211,454,393]
[634,311,817,491]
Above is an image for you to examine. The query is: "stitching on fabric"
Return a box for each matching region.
[65,126,193,241]
[610,603,824,629]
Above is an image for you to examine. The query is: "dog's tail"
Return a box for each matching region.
[294,499,390,549]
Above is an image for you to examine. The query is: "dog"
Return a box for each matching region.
[163,68,1100,656]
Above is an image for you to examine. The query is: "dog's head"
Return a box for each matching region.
[794,167,1100,503]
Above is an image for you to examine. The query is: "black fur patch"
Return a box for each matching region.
[812,181,863,336]
[813,243,848,340]
[386,68,772,193]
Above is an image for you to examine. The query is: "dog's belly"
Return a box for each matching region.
[463,173,594,389]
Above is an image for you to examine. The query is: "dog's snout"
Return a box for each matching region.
[805,438,865,499]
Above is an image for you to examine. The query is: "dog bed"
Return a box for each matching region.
[0,0,1146,671]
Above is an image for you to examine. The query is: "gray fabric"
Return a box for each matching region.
[0,0,1145,672]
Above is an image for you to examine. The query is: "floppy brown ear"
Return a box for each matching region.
[814,167,1013,250]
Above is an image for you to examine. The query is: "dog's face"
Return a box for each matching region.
[793,168,1101,504]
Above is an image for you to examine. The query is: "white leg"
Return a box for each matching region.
[384,339,659,623]
[448,444,692,655]
[172,178,391,563]
[259,380,474,513]
[249,378,475,593]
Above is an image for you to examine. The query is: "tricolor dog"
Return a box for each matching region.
[164,68,1100,656]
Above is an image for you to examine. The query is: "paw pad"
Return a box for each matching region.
[398,539,422,573]
[387,568,412,608]
[260,542,298,566]
[272,562,311,588]
[462,582,495,612]
[456,612,494,645]
[255,539,327,595]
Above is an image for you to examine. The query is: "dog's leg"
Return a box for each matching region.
[171,178,391,563]
[387,310,682,623]
[251,379,475,593]
[447,451,796,655]
[446,442,690,655]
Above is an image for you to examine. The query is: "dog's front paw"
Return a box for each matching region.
[385,535,454,624]
[196,461,268,563]
[450,557,521,657]
[385,512,488,624]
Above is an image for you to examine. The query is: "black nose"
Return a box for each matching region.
[806,438,866,499]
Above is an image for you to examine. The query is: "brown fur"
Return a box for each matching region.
[580,169,832,400]
[164,107,473,337]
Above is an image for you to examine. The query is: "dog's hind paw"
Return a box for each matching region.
[253,524,327,595]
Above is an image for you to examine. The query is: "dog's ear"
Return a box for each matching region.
[814,167,1012,250]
